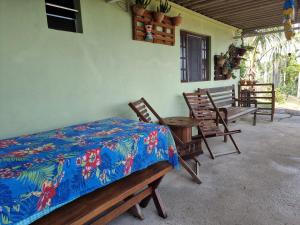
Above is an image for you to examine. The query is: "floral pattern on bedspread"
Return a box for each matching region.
[0,117,179,225]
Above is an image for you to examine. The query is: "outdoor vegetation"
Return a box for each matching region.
[240,30,300,103]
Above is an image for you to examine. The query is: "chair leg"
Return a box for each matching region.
[253,112,257,126]
[202,136,215,160]
[179,157,202,184]
[224,119,228,143]
[228,134,241,154]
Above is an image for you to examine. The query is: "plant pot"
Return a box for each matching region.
[217,56,226,67]
[222,66,229,75]
[248,80,253,85]
[172,15,182,26]
[226,73,232,80]
[154,12,165,23]
[240,79,246,85]
[132,4,145,16]
[236,47,247,56]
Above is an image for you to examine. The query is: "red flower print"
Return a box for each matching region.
[168,146,175,158]
[23,163,33,168]
[82,168,91,179]
[103,142,117,150]
[57,154,65,164]
[0,139,18,148]
[42,144,55,151]
[54,131,66,139]
[77,149,101,179]
[84,149,101,170]
[37,181,57,211]
[124,154,134,175]
[160,127,168,133]
[144,131,158,153]
[10,150,28,157]
[74,125,87,131]
[0,168,20,179]
[76,157,82,166]
[34,158,46,163]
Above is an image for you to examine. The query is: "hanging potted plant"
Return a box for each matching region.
[172,13,182,26]
[155,0,171,23]
[216,53,226,67]
[133,0,151,16]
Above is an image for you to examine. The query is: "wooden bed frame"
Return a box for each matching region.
[32,161,172,225]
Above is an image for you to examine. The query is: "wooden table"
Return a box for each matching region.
[163,117,201,144]
[163,117,203,184]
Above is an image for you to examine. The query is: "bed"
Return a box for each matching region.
[0,117,179,225]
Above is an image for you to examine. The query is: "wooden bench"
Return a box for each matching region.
[33,162,172,225]
[199,85,258,126]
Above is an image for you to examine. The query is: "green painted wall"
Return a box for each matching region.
[0,0,238,139]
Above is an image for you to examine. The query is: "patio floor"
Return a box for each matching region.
[112,114,300,225]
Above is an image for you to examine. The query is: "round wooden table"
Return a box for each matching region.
[163,117,200,144]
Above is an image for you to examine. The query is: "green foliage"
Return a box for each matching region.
[275,88,286,104]
[239,59,247,79]
[18,165,56,187]
[135,0,151,9]
[157,0,171,13]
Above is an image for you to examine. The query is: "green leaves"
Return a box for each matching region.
[157,0,171,13]
[17,165,56,187]
[136,0,151,9]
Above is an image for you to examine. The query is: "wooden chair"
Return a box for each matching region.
[183,90,241,159]
[129,98,202,184]
[199,85,258,126]
[199,85,257,142]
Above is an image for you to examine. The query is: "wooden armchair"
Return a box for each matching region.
[183,91,241,159]
[129,98,202,184]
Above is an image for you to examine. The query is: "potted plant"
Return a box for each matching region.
[155,0,171,23]
[216,53,226,67]
[133,0,151,16]
[240,79,247,85]
[172,13,182,26]
[236,46,247,56]
[226,73,232,80]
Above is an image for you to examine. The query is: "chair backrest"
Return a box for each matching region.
[183,90,214,123]
[128,98,164,124]
[198,85,235,108]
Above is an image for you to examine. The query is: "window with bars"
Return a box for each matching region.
[180,31,210,82]
[45,0,83,33]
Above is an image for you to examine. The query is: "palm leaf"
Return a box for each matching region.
[17,165,56,187]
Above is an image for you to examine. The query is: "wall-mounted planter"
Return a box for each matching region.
[132,8,177,46]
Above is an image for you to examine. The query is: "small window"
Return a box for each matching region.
[45,0,83,33]
[180,31,210,82]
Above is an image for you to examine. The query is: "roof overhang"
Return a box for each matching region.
[171,0,300,35]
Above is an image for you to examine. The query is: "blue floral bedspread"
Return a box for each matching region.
[0,117,179,225]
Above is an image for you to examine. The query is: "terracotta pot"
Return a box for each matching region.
[226,73,232,80]
[154,12,165,23]
[217,56,226,67]
[222,66,228,75]
[172,15,182,26]
[132,5,145,16]
[240,79,246,85]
